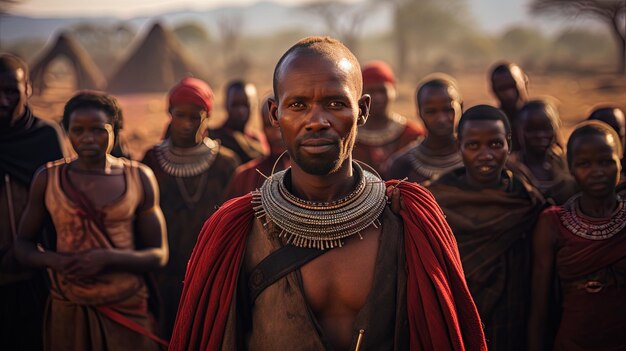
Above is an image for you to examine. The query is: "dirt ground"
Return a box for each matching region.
[29,72,626,160]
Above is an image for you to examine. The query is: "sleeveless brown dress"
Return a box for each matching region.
[43,158,158,351]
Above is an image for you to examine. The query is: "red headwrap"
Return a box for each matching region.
[168,77,214,113]
[362,60,396,86]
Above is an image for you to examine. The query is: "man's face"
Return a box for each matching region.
[521,109,555,156]
[269,53,369,176]
[418,85,461,138]
[459,119,510,187]
[226,87,251,131]
[0,69,29,127]
[169,103,207,148]
[569,134,621,198]
[363,81,393,119]
[491,68,526,111]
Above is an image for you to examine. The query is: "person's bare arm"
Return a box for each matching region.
[61,164,168,279]
[15,167,74,272]
[528,213,558,351]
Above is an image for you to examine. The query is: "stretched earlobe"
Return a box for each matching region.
[268,98,280,127]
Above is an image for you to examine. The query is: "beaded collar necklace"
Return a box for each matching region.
[408,139,463,181]
[252,162,387,250]
[357,113,407,146]
[559,193,626,240]
[154,137,219,178]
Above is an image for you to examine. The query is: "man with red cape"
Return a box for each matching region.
[171,37,486,351]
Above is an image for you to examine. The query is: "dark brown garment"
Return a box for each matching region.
[507,147,578,205]
[1,107,66,351]
[429,169,545,351]
[221,208,409,350]
[45,293,158,351]
[142,146,239,338]
[209,127,266,164]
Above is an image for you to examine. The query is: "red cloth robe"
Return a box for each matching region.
[170,181,486,351]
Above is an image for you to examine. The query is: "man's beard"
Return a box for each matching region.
[290,133,354,176]
[292,149,342,175]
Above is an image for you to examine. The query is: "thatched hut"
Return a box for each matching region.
[29,32,107,94]
[107,23,201,93]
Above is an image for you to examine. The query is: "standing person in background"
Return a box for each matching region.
[352,60,424,175]
[386,74,464,185]
[489,61,529,151]
[507,99,577,204]
[223,94,290,200]
[429,105,545,351]
[0,53,68,351]
[528,121,626,351]
[15,91,168,351]
[141,77,239,338]
[588,105,626,180]
[209,80,266,164]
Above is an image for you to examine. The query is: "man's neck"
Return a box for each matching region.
[1,106,27,129]
[289,159,356,203]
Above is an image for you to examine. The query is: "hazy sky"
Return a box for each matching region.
[12,0,344,17]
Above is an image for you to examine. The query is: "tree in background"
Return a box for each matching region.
[392,0,470,76]
[217,13,251,78]
[531,0,626,74]
[174,22,212,68]
[298,0,376,55]
[70,23,135,74]
[498,26,549,70]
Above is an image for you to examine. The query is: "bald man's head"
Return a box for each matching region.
[272,36,362,103]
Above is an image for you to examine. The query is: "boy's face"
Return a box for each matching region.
[459,119,509,187]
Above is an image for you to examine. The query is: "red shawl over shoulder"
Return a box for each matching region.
[170,182,486,350]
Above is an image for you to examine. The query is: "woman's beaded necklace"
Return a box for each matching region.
[154,137,219,178]
[408,138,463,182]
[559,193,626,240]
[252,162,387,250]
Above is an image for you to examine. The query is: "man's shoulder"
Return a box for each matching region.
[30,115,65,143]
[200,194,256,238]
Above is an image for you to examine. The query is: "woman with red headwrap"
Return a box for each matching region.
[353,60,425,176]
[141,77,240,338]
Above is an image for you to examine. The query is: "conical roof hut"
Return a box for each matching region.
[30,32,107,93]
[107,22,200,93]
